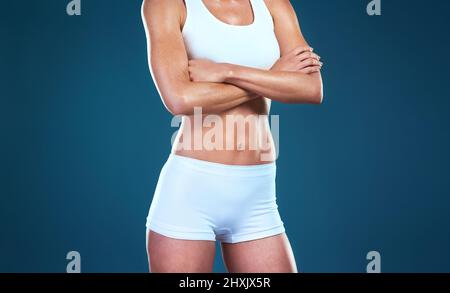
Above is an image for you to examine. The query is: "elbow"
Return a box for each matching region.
[166,100,183,116]
[286,79,323,105]
[300,81,323,105]
[161,81,199,115]
[309,83,324,105]
[165,97,187,116]
[163,90,192,116]
[286,84,323,105]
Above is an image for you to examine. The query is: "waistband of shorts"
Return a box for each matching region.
[166,154,276,177]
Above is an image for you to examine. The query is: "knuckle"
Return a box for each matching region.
[297,46,307,53]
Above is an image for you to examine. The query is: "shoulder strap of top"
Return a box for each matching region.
[184,0,207,19]
[251,0,274,28]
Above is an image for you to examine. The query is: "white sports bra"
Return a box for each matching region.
[182,0,280,70]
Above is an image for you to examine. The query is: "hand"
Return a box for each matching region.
[188,59,228,83]
[271,46,323,74]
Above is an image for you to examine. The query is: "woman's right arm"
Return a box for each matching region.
[141,0,259,115]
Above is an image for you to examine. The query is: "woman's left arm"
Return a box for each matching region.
[189,0,324,104]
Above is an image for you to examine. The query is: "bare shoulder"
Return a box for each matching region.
[141,0,185,29]
[264,0,296,17]
[264,0,307,55]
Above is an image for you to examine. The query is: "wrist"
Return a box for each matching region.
[220,63,237,82]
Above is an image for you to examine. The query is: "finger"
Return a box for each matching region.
[297,58,322,70]
[300,65,322,74]
[288,45,313,57]
[296,51,321,62]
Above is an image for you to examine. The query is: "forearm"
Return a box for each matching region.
[172,81,258,115]
[223,64,323,104]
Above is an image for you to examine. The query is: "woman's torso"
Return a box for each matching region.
[173,0,280,165]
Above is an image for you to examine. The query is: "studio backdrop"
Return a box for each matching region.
[1,0,450,272]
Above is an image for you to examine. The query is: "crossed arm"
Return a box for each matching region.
[141,0,323,115]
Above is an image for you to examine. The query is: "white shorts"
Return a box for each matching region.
[146,154,285,244]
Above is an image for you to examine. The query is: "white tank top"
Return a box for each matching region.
[182,0,280,70]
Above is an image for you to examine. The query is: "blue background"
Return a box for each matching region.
[1,0,450,272]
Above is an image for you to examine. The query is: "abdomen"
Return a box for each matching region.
[173,98,276,165]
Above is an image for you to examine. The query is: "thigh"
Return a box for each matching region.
[147,230,216,273]
[221,233,298,273]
